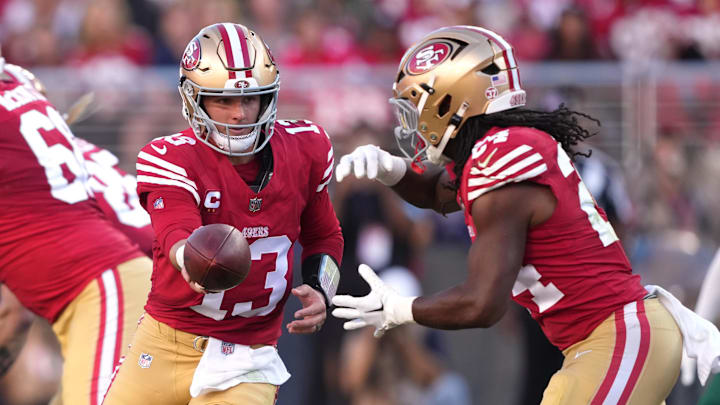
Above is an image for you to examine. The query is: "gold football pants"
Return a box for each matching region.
[102,313,278,405]
[542,298,682,405]
[50,256,152,405]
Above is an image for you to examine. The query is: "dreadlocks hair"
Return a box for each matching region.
[450,105,599,189]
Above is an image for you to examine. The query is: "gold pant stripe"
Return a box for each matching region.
[590,300,651,404]
[543,298,682,405]
[51,256,152,405]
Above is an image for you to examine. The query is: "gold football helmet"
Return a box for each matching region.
[390,25,526,166]
[178,23,280,156]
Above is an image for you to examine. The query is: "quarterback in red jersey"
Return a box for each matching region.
[0,53,152,405]
[103,23,343,405]
[331,26,706,405]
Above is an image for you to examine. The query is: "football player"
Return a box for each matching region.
[332,26,718,404]
[103,23,343,405]
[0,50,152,405]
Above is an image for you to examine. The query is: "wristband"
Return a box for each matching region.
[302,254,340,307]
[175,244,186,271]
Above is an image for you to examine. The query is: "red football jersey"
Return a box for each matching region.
[457,126,647,350]
[74,138,154,256]
[0,79,143,321]
[136,121,343,345]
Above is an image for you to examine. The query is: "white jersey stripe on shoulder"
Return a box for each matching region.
[602,301,642,405]
[469,152,543,186]
[467,163,547,201]
[321,157,334,181]
[473,144,532,176]
[316,176,332,193]
[138,151,188,177]
[96,269,119,405]
[136,163,197,190]
[496,152,543,178]
[136,175,200,205]
[327,148,333,161]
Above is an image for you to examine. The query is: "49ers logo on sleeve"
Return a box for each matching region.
[182,38,201,71]
[407,42,452,75]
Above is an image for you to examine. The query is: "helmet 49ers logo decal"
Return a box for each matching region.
[182,38,201,71]
[407,42,452,75]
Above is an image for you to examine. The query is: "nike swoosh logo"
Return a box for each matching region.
[477,148,497,168]
[574,349,592,359]
[151,144,167,155]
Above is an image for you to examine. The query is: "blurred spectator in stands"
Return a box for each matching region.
[0,0,86,66]
[247,0,290,62]
[338,267,471,405]
[547,7,598,60]
[283,9,362,65]
[70,0,152,67]
[152,0,201,65]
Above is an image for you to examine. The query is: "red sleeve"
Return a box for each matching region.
[142,189,202,256]
[298,189,343,265]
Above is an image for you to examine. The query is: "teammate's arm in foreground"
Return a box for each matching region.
[335,145,459,214]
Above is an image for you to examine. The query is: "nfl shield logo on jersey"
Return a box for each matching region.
[153,197,164,210]
[138,353,153,368]
[249,197,262,213]
[221,341,235,356]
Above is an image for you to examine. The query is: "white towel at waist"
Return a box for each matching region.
[190,337,291,397]
[645,284,720,385]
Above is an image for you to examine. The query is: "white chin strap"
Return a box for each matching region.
[209,126,259,154]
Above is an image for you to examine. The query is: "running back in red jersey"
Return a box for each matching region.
[456,126,647,350]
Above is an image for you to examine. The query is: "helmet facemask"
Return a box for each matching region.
[180,76,279,156]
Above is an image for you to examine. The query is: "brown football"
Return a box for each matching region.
[183,223,251,292]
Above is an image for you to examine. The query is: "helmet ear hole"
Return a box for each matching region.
[437,95,452,118]
[480,63,500,75]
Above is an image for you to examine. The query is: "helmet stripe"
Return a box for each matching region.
[217,24,237,79]
[235,25,252,78]
[458,25,520,90]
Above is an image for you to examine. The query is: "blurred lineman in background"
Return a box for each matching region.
[0,50,152,405]
[103,22,343,405]
[332,25,720,404]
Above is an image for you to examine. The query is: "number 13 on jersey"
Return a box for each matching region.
[191,235,291,320]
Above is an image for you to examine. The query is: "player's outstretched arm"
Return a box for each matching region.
[411,182,552,328]
[335,144,459,214]
[333,182,554,335]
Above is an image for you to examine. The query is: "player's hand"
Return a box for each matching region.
[332,264,416,338]
[287,284,326,334]
[180,267,207,294]
[681,350,697,386]
[335,145,407,186]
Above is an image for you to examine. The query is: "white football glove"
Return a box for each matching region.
[335,144,407,186]
[332,264,416,338]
